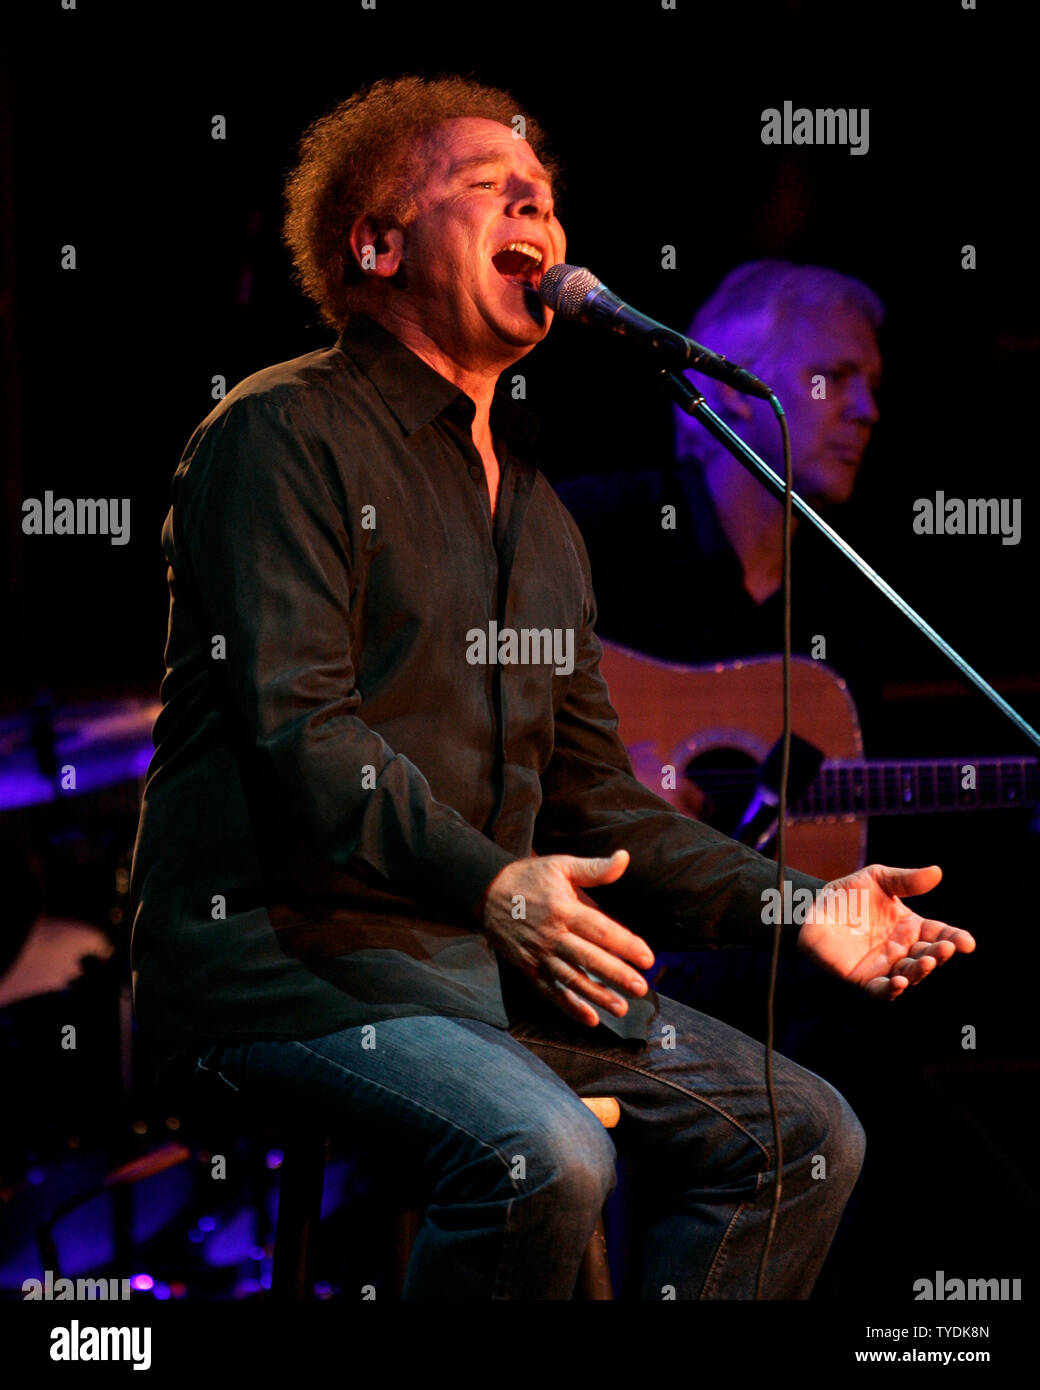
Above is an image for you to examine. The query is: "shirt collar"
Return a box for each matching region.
[335,313,539,453]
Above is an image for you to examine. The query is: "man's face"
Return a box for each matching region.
[737,305,882,507]
[390,117,567,369]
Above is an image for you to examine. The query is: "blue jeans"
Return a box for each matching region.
[194,991,864,1299]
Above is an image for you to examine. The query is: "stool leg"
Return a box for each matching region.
[393,1206,423,1298]
[574,1216,613,1300]
[272,1135,326,1300]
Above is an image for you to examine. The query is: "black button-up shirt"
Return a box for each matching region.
[129,314,822,1067]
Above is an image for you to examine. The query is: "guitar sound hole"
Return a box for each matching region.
[683,749,761,836]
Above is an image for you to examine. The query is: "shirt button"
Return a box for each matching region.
[469,465,482,481]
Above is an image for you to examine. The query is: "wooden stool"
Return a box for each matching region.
[272,1095,621,1300]
[573,1095,620,1301]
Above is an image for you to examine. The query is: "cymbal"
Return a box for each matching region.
[0,696,160,812]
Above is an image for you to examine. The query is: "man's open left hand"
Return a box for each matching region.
[797,864,975,1000]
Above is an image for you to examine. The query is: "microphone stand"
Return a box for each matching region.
[661,368,1040,751]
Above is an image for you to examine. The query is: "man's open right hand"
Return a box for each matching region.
[479,850,655,1027]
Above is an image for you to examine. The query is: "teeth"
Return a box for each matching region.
[497,241,543,265]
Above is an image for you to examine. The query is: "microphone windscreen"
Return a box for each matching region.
[539,263,600,315]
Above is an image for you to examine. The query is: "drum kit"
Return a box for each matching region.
[0,689,158,1011]
[0,690,183,1295]
[0,690,397,1301]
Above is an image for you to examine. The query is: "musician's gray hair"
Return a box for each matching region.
[687,260,884,365]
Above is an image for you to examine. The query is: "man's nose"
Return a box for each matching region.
[848,378,880,426]
[507,183,554,220]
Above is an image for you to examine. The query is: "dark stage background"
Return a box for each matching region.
[1,0,1036,1323]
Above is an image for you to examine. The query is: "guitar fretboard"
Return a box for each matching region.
[793,757,1039,820]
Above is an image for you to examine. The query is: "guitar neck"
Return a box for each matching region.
[794,757,1040,820]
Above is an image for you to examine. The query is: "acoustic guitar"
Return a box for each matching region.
[597,639,1039,883]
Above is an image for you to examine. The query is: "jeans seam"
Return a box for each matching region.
[283,1039,526,1191]
[700,1169,763,1300]
[524,1035,776,1301]
[514,1035,773,1167]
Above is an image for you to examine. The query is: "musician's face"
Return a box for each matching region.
[767,306,882,506]
[390,118,567,369]
[731,305,881,507]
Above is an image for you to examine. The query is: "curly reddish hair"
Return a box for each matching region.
[282,74,562,332]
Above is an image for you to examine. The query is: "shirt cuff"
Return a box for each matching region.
[666,863,830,950]
[417,816,519,924]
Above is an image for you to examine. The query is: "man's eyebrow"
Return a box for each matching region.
[450,152,553,186]
[811,357,883,382]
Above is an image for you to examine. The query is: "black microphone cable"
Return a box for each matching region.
[540,263,797,1295]
[754,395,794,1300]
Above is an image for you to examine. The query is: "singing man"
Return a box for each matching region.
[129,75,974,1299]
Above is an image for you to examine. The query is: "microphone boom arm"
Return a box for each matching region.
[662,368,1040,751]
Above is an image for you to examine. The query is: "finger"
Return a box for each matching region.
[559,850,631,889]
[533,974,600,1028]
[908,940,957,965]
[555,933,650,998]
[864,974,909,1001]
[547,949,638,1013]
[564,900,655,969]
[892,954,937,985]
[869,863,943,899]
[913,919,976,952]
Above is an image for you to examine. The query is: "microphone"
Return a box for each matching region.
[539,263,774,400]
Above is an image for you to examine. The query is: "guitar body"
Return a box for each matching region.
[597,640,867,883]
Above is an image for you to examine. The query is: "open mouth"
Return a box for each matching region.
[491,240,545,291]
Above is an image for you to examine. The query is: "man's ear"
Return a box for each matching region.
[347,215,405,279]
